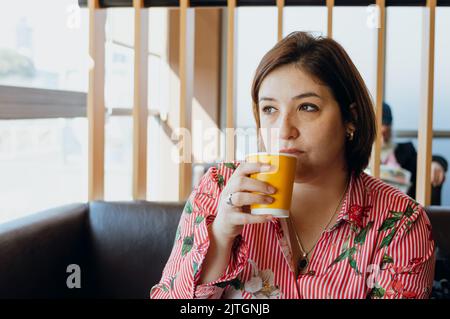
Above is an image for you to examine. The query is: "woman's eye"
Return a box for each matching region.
[261,106,276,114]
[298,104,318,112]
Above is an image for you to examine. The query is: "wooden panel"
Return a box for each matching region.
[132,0,149,200]
[370,0,386,179]
[179,0,195,200]
[327,0,334,38]
[226,0,236,162]
[193,9,222,163]
[416,0,436,206]
[277,0,284,41]
[87,0,106,201]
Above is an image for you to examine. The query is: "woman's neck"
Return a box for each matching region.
[290,166,350,222]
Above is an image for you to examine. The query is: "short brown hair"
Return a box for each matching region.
[251,31,377,177]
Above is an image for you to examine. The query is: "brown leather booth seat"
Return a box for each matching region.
[0,202,449,299]
[0,201,184,299]
[425,206,450,298]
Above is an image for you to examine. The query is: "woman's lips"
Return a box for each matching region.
[279,148,304,156]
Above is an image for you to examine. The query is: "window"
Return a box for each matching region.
[283,6,327,37]
[333,6,377,99]
[0,118,88,223]
[105,8,135,109]
[384,7,424,131]
[234,7,278,161]
[0,0,89,222]
[103,8,134,200]
[146,8,174,201]
[0,0,89,92]
[105,116,133,201]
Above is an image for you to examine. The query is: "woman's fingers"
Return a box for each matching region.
[211,161,278,239]
[229,191,275,207]
[232,176,276,195]
[235,161,273,176]
[228,211,273,225]
[230,162,277,194]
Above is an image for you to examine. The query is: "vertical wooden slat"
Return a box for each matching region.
[179,0,195,200]
[416,0,436,206]
[193,9,222,164]
[327,0,334,38]
[226,0,236,162]
[277,0,284,41]
[87,0,106,201]
[370,0,386,180]
[132,0,149,200]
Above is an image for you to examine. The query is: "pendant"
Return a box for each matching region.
[297,254,309,274]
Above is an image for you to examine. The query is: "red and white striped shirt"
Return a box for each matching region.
[150,161,435,299]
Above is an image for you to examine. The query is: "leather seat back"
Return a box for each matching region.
[87,201,184,298]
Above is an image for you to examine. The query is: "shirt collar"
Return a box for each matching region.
[331,170,372,231]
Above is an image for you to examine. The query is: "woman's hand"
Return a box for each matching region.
[211,162,277,244]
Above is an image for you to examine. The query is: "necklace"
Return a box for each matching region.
[289,178,350,275]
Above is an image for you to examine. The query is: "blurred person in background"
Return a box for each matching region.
[381,102,448,205]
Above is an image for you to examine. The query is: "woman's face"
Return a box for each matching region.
[258,63,353,182]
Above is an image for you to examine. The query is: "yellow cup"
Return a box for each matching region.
[245,152,297,218]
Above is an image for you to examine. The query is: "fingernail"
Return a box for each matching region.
[267,186,276,194]
[260,164,272,172]
[265,196,274,203]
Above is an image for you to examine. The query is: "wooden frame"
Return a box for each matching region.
[370,0,386,180]
[225,0,237,162]
[132,0,149,200]
[87,0,106,201]
[416,0,437,206]
[78,0,450,7]
[277,0,284,41]
[327,0,334,38]
[178,0,195,200]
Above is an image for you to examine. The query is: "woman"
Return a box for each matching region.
[150,32,435,299]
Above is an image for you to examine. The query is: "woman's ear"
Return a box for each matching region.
[346,103,357,135]
[346,123,356,136]
[345,122,356,142]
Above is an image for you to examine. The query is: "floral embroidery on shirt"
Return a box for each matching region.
[223,162,238,170]
[380,254,394,270]
[377,203,415,251]
[181,234,194,256]
[370,201,433,299]
[348,204,372,229]
[385,266,419,299]
[244,259,281,299]
[328,219,374,275]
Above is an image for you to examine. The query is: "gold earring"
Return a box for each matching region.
[347,131,354,141]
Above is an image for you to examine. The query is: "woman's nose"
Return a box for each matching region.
[278,115,299,140]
